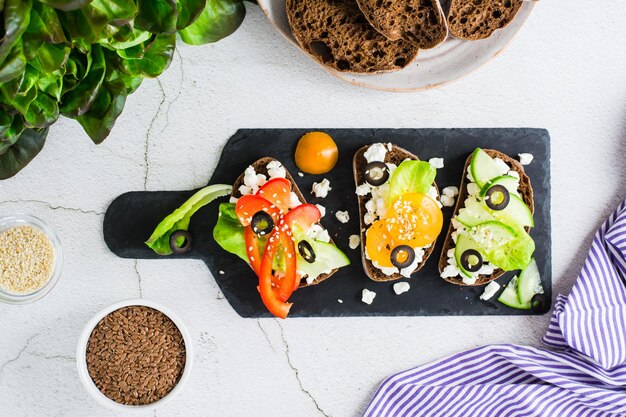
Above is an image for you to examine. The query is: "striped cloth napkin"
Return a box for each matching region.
[364,198,626,417]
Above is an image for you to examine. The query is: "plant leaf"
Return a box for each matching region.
[135,0,178,34]
[60,44,106,117]
[0,127,47,179]
[119,34,175,78]
[176,0,206,30]
[76,85,126,144]
[179,0,245,45]
[37,0,93,12]
[0,0,32,64]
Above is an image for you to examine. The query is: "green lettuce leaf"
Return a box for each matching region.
[388,160,437,204]
[178,0,245,45]
[146,184,232,255]
[487,231,535,271]
[0,127,47,179]
[212,202,248,262]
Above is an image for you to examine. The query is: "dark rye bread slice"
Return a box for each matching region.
[354,145,440,282]
[447,0,523,41]
[438,149,534,286]
[232,157,337,288]
[285,0,419,74]
[356,0,448,49]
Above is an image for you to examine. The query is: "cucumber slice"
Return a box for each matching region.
[480,175,519,197]
[491,194,534,228]
[456,198,494,227]
[517,258,543,305]
[296,239,350,281]
[470,221,517,250]
[498,276,531,309]
[454,234,484,279]
[470,148,506,188]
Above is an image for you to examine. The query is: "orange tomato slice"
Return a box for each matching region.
[386,193,443,248]
[365,220,397,268]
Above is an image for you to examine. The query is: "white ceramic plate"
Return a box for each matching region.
[257,0,535,92]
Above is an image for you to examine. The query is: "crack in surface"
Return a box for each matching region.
[0,334,39,382]
[275,320,331,417]
[256,319,275,353]
[144,79,167,190]
[29,352,74,362]
[0,199,104,216]
[161,48,185,136]
[134,259,143,298]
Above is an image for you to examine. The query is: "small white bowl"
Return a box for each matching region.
[76,299,193,412]
[0,214,63,304]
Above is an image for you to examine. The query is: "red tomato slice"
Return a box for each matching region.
[283,204,321,232]
[259,219,296,319]
[257,178,291,213]
[235,195,280,226]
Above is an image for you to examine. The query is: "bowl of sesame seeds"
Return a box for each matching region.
[0,214,63,304]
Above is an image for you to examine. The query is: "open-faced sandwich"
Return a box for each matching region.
[213,158,350,318]
[354,143,443,281]
[439,148,536,286]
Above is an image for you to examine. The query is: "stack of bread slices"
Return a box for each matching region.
[286,0,524,74]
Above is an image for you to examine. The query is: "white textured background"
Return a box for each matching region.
[1,2,625,416]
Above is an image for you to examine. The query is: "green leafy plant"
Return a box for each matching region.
[0,0,246,179]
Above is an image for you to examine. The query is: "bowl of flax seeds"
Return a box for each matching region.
[76,299,193,411]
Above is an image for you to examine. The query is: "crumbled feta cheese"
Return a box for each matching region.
[507,170,520,179]
[442,186,459,197]
[289,192,301,209]
[306,224,330,242]
[349,234,360,250]
[312,178,332,198]
[428,157,444,169]
[365,199,375,213]
[335,210,350,223]
[229,196,238,204]
[441,264,460,279]
[361,289,377,305]
[493,158,510,175]
[447,248,455,258]
[518,153,534,165]
[364,212,376,225]
[298,172,304,177]
[219,270,225,275]
[363,143,387,163]
[480,281,500,301]
[467,183,480,196]
[426,186,439,201]
[355,183,372,196]
[338,299,343,304]
[462,275,477,285]
[315,204,326,217]
[266,160,287,178]
[477,262,495,276]
[399,248,424,278]
[238,184,253,196]
[441,195,455,207]
[243,166,258,187]
[373,261,398,276]
[386,143,393,152]
[451,231,458,243]
[305,274,316,285]
[393,282,410,295]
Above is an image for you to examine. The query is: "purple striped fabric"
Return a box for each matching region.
[364,199,626,417]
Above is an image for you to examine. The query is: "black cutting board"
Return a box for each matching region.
[104,128,551,317]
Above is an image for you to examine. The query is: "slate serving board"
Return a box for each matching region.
[104,128,551,318]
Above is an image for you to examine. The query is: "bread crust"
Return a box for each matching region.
[437,149,534,286]
[356,0,448,48]
[447,0,524,41]
[353,145,440,282]
[232,157,337,288]
[285,0,419,74]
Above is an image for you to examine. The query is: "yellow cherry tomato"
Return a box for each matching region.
[365,220,397,268]
[386,193,443,248]
[294,132,339,175]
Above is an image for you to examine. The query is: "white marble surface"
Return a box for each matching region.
[1,2,625,416]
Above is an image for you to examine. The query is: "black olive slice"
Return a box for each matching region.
[485,184,510,211]
[251,211,274,236]
[170,230,192,254]
[390,245,415,269]
[298,240,316,263]
[460,249,483,272]
[531,293,549,314]
[364,161,390,186]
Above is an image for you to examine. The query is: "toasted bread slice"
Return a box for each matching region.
[286,0,419,74]
[438,149,534,286]
[447,0,523,41]
[356,0,448,48]
[354,145,440,282]
[232,157,337,288]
